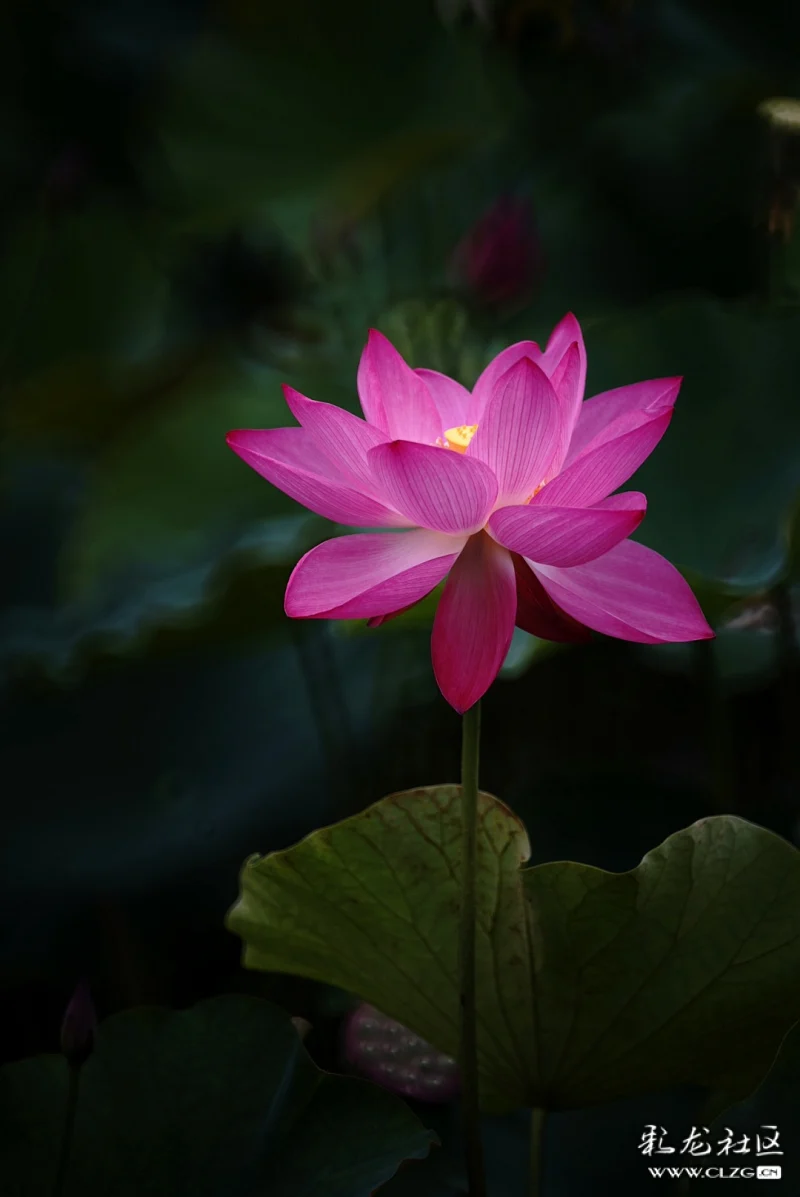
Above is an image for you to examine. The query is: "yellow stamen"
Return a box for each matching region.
[444,424,478,453]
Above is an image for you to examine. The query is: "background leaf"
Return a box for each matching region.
[585,299,800,585]
[0,995,435,1197]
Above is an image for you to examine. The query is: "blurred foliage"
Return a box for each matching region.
[3,0,800,1192]
[0,996,435,1195]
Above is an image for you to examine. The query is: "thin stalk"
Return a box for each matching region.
[459,700,487,1197]
[529,1107,547,1197]
[52,1063,80,1197]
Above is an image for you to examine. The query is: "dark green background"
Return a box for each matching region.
[2,1,799,1193]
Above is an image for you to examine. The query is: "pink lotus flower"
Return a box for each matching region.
[227,314,713,712]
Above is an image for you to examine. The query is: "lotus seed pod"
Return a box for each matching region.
[343,1002,460,1103]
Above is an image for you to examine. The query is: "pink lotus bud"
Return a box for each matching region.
[451,195,543,308]
[343,1002,459,1104]
[60,981,96,1066]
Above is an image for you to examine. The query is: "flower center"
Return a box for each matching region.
[438,422,547,505]
[443,424,478,453]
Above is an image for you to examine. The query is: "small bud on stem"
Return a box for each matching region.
[60,981,96,1068]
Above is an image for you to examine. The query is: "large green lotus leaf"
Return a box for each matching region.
[583,300,800,585]
[378,1105,465,1197]
[0,996,434,1197]
[229,787,800,1114]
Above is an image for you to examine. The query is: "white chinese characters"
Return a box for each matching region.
[637,1125,783,1158]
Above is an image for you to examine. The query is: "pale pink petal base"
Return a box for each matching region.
[368,440,498,535]
[226,427,406,527]
[534,539,714,644]
[431,532,517,712]
[286,529,464,619]
[282,385,389,493]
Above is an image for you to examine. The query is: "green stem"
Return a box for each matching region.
[53,1063,80,1197]
[459,700,487,1197]
[529,1107,547,1197]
